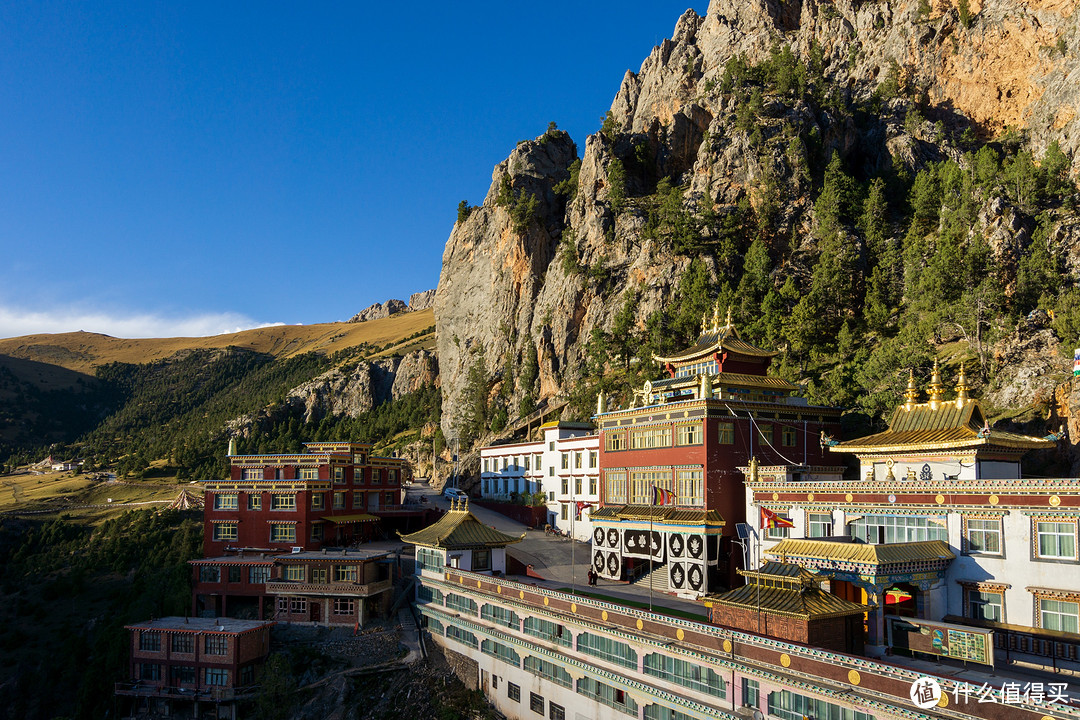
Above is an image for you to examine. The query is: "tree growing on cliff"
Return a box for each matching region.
[459,351,491,446]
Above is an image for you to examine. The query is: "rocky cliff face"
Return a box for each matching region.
[348,290,436,323]
[435,0,1080,446]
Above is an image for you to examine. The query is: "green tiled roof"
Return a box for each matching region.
[398,503,524,550]
[765,539,955,566]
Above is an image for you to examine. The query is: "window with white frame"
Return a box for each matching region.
[964,516,1002,554]
[243,469,263,481]
[675,423,703,446]
[767,524,790,539]
[606,432,626,451]
[1036,521,1077,560]
[967,589,1003,622]
[589,451,597,467]
[1040,598,1080,633]
[676,469,703,506]
[631,469,672,504]
[575,452,583,469]
[849,515,946,544]
[630,427,672,450]
[808,513,833,538]
[561,453,569,470]
[605,471,628,504]
[333,598,355,615]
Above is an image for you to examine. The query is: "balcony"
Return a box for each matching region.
[264,578,392,597]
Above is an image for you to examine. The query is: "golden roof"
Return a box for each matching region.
[648,372,797,392]
[833,397,1055,454]
[398,501,524,550]
[654,308,778,363]
[765,539,955,566]
[592,505,726,525]
[708,576,868,620]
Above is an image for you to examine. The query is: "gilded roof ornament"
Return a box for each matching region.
[927,360,945,405]
[955,362,970,406]
[903,369,920,409]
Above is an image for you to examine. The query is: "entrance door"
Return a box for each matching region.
[311,602,321,623]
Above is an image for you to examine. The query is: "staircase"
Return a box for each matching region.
[632,563,670,593]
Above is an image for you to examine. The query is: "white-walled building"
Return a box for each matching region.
[742,364,1076,669]
[479,422,599,541]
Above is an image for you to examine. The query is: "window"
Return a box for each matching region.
[630,470,672,504]
[782,426,797,447]
[481,638,521,666]
[606,432,626,451]
[808,513,833,538]
[508,683,520,702]
[311,567,327,583]
[575,477,582,495]
[967,589,1003,622]
[549,703,565,720]
[228,566,241,583]
[171,666,196,685]
[270,525,296,543]
[373,469,382,483]
[333,467,344,483]
[768,689,874,720]
[247,493,262,510]
[299,468,317,480]
[588,476,596,496]
[445,593,478,615]
[1037,521,1076,560]
[605,471,628,504]
[204,635,227,655]
[213,524,238,542]
[742,678,759,708]
[473,549,491,571]
[548,467,554,477]
[576,677,638,716]
[310,493,325,510]
[530,693,545,714]
[523,617,571,646]
[416,548,444,572]
[630,427,672,450]
[561,453,569,470]
[756,423,772,445]
[310,523,324,542]
[644,653,725,697]
[385,491,395,506]
[445,624,478,648]
[249,566,270,584]
[290,597,307,614]
[334,565,357,582]
[561,505,568,521]
[589,451,597,467]
[284,565,305,581]
[849,515,947,544]
[644,707,695,720]
[353,491,364,508]
[481,604,519,628]
[524,656,572,687]
[676,423,703,446]
[171,634,194,654]
[1041,598,1080,633]
[333,598,355,615]
[214,493,238,510]
[139,632,161,652]
[534,454,542,470]
[333,492,346,509]
[575,452,583,469]
[767,525,789,539]
[205,668,228,686]
[240,665,254,685]
[140,663,161,681]
[199,566,221,583]
[676,469,703,506]
[965,517,1002,554]
[483,458,490,473]
[243,468,262,481]
[271,494,296,511]
[577,632,637,669]
[354,467,365,482]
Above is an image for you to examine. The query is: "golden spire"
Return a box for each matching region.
[701,311,709,335]
[928,359,945,406]
[711,302,722,332]
[725,305,733,329]
[955,362,970,406]
[903,369,920,409]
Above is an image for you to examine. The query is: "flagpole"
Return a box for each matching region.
[571,474,576,597]
[649,484,654,612]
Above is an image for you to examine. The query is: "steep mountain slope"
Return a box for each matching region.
[435,0,1080,468]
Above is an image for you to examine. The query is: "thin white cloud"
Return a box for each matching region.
[0,305,285,340]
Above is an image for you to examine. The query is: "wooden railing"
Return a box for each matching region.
[264,578,392,596]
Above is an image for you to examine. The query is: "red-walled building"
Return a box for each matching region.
[202,441,410,556]
[591,308,844,595]
[115,616,273,718]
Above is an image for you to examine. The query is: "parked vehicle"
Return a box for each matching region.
[443,487,468,501]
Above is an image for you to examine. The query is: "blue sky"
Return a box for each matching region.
[0,2,707,338]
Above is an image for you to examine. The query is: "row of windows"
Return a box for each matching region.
[138,665,235,686]
[213,487,397,514]
[768,689,875,720]
[480,638,521,666]
[482,451,600,474]
[417,548,444,573]
[198,565,271,584]
[138,632,228,655]
[558,476,597,497]
[603,468,704,507]
[967,588,1080,633]
[643,652,726,698]
[605,421,800,450]
[240,467,396,483]
[281,564,362,583]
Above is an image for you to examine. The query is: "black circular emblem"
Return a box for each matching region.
[607,528,619,548]
[687,534,703,558]
[669,563,685,588]
[594,527,605,546]
[593,551,605,572]
[669,534,684,557]
[607,553,619,576]
[689,565,703,590]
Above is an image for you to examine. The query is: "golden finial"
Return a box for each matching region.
[701,311,709,335]
[904,369,919,409]
[725,305,733,329]
[928,359,944,405]
[748,456,759,483]
[955,362,969,405]
[450,497,457,512]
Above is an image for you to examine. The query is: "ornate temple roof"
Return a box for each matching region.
[398,499,524,550]
[706,561,868,620]
[647,372,797,393]
[653,305,779,364]
[832,363,1056,455]
[590,505,726,525]
[765,538,956,567]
